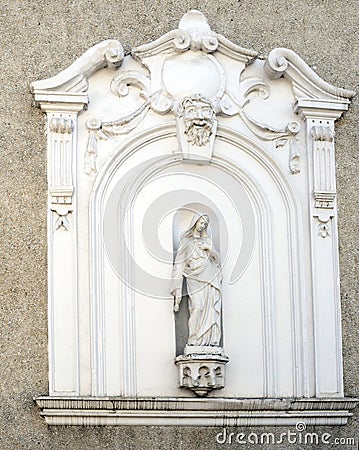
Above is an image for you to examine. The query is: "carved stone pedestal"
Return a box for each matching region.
[175,348,229,397]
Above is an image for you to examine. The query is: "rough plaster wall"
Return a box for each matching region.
[0,0,357,449]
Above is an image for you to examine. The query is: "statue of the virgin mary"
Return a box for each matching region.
[171,212,222,347]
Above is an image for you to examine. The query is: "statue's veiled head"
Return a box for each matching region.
[182,212,210,239]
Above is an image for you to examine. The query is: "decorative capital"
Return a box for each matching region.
[311,125,334,142]
[310,123,336,210]
[49,117,74,134]
[294,98,350,120]
[34,93,88,113]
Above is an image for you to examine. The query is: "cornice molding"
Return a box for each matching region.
[30,39,124,106]
[35,396,359,426]
[265,48,356,100]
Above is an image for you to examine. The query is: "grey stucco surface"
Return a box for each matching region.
[0,1,357,449]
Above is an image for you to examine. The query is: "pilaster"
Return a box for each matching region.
[37,96,87,395]
[295,99,347,397]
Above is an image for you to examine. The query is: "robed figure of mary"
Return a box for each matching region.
[171,213,222,347]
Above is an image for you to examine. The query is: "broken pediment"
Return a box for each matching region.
[31,10,357,426]
[31,10,354,169]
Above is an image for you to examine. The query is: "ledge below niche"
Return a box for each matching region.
[34,396,358,426]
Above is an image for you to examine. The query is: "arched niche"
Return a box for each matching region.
[89,124,310,398]
[32,10,357,425]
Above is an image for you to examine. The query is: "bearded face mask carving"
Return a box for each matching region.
[182,95,215,147]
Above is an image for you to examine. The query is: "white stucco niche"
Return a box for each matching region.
[31,10,358,425]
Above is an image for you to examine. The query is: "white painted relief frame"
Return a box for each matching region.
[31,11,358,425]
